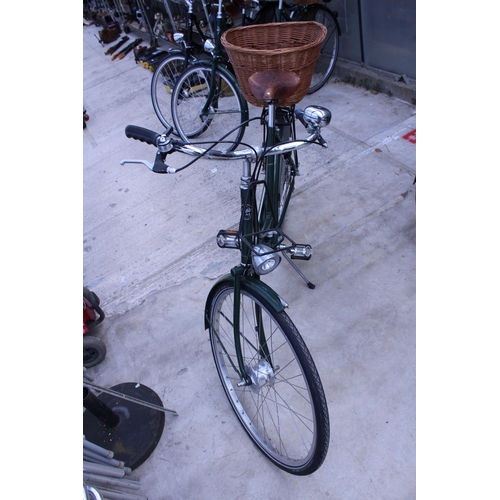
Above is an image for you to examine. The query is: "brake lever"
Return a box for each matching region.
[152,151,170,173]
[120,158,155,170]
[120,151,171,173]
[121,126,174,173]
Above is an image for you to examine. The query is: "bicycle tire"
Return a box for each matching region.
[151,53,189,134]
[253,3,340,94]
[208,282,330,475]
[307,6,340,94]
[170,62,247,152]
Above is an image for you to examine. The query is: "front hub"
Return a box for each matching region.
[245,359,277,394]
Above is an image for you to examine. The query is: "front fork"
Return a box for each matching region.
[231,266,273,387]
[199,58,220,117]
[230,266,251,386]
[199,2,227,117]
[232,158,273,386]
[234,160,259,385]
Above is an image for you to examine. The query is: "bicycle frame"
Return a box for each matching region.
[213,103,301,384]
[164,0,202,66]
[261,106,298,228]
[158,0,217,72]
[122,101,330,388]
[196,0,234,119]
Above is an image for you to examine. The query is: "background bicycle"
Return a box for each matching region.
[150,0,215,134]
[151,0,248,151]
[167,0,249,150]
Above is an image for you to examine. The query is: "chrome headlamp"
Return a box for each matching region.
[252,244,281,275]
[303,105,331,128]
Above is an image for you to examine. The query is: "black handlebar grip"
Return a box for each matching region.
[125,125,160,146]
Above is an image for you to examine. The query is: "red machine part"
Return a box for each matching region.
[83,296,97,334]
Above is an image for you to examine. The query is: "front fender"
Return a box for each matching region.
[204,274,286,330]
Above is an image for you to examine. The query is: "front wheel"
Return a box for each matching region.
[208,282,330,475]
[170,63,247,152]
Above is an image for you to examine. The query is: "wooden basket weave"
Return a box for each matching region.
[221,22,327,107]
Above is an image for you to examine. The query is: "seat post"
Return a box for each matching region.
[267,102,276,134]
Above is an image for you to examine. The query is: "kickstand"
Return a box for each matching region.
[282,252,315,289]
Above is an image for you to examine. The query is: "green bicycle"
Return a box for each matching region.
[122,31,331,475]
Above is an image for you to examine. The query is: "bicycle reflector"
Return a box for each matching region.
[217,230,240,249]
[252,244,281,275]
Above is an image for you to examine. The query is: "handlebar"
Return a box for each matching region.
[120,105,331,174]
[125,125,160,146]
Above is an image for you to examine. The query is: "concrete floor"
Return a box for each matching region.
[83,23,416,500]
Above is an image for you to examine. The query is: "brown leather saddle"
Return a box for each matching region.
[248,69,300,103]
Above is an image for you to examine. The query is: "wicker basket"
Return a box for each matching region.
[221,22,327,107]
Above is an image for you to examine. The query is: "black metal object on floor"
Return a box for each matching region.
[83,382,166,470]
